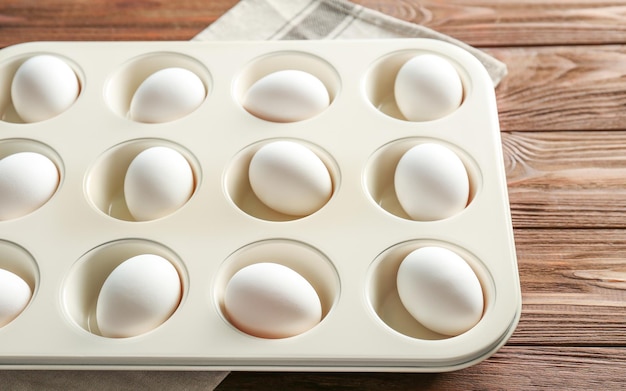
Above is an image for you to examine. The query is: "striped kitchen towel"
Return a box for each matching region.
[193,0,507,86]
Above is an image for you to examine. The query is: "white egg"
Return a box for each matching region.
[394,143,469,221]
[394,54,463,121]
[0,269,32,328]
[242,70,330,122]
[124,146,194,221]
[224,262,322,339]
[96,254,182,338]
[129,67,206,123]
[11,55,80,123]
[397,246,484,336]
[248,141,332,216]
[0,152,59,220]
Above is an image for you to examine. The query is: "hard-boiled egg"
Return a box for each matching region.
[242,70,329,122]
[224,262,322,339]
[124,146,194,221]
[396,246,484,336]
[0,269,32,328]
[248,140,332,216]
[129,67,206,123]
[394,143,469,221]
[0,152,59,220]
[96,254,182,338]
[394,54,463,121]
[11,54,80,123]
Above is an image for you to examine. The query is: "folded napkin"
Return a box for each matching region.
[193,0,507,86]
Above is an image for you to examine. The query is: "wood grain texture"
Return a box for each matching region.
[512,228,626,345]
[216,347,626,390]
[0,0,239,47]
[490,46,626,132]
[2,0,626,389]
[4,1,626,47]
[354,0,626,46]
[504,132,626,228]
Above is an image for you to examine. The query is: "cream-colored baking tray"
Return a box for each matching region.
[0,39,520,371]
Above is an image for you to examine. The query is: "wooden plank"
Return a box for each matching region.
[503,131,626,228]
[0,27,208,45]
[490,45,626,132]
[216,346,626,390]
[4,1,626,48]
[512,228,626,345]
[355,0,626,46]
[0,0,238,48]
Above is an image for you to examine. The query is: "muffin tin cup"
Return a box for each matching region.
[62,238,188,337]
[0,39,520,371]
[224,138,340,222]
[0,52,84,124]
[85,138,201,221]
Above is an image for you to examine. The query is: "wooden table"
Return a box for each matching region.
[2,1,626,389]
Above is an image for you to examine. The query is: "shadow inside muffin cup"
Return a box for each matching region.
[363,137,481,221]
[363,49,470,121]
[104,52,211,121]
[233,51,341,122]
[0,240,38,327]
[0,139,63,221]
[62,239,187,337]
[224,138,340,222]
[213,239,340,338]
[84,139,200,222]
[0,53,83,123]
[366,239,493,340]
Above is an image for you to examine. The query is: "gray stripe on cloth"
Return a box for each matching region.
[193,0,508,86]
[279,0,356,39]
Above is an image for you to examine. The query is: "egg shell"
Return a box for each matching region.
[124,146,194,221]
[11,54,80,123]
[224,262,322,339]
[248,141,332,216]
[129,67,206,123]
[394,143,469,221]
[394,54,463,122]
[0,152,59,221]
[242,70,330,122]
[396,246,484,336]
[96,254,182,338]
[0,269,32,328]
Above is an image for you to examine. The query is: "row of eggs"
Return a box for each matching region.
[2,50,476,344]
[0,141,470,222]
[7,53,464,124]
[0,245,484,339]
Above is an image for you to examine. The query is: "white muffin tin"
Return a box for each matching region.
[0,39,520,371]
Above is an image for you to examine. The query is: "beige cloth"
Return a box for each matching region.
[193,0,507,85]
[1,1,506,389]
